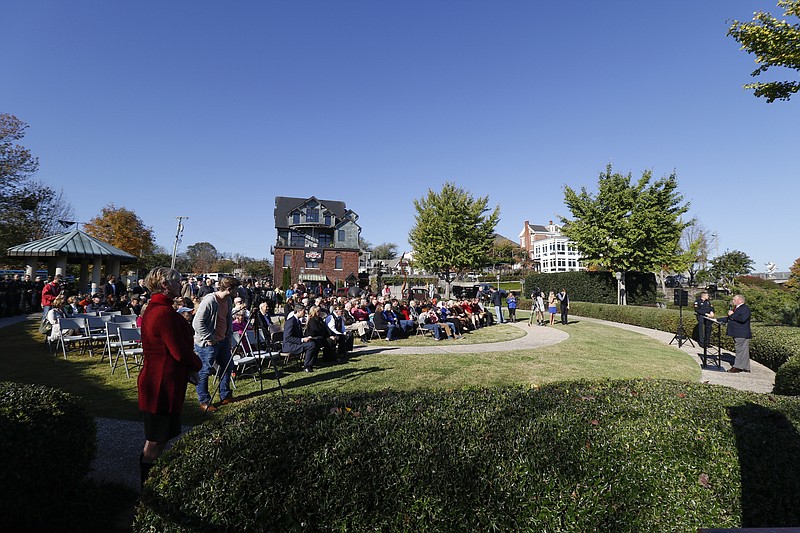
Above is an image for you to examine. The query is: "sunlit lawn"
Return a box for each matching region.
[0,316,700,425]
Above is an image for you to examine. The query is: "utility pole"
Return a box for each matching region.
[171,216,188,270]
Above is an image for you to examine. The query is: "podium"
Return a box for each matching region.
[700,316,723,369]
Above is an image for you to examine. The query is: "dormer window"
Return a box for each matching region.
[324,214,331,226]
[306,207,319,223]
[292,212,300,224]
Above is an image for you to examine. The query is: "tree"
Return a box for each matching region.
[84,204,155,263]
[185,242,219,273]
[241,259,273,280]
[785,256,800,292]
[371,242,398,260]
[679,222,711,286]
[728,0,800,102]
[408,182,500,297]
[709,250,754,289]
[561,165,690,304]
[358,237,372,251]
[1,114,75,260]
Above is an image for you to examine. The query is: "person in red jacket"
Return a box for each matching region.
[138,267,202,488]
[40,274,62,323]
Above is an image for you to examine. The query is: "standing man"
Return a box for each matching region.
[197,277,215,298]
[557,288,570,325]
[41,275,63,323]
[103,274,127,299]
[726,294,752,373]
[490,286,504,324]
[693,291,715,348]
[193,276,241,411]
[282,304,319,372]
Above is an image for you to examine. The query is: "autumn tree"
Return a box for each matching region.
[785,256,800,292]
[84,204,155,263]
[561,165,690,303]
[728,0,800,102]
[408,182,499,297]
[186,242,219,273]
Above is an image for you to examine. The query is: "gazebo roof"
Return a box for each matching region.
[6,230,137,262]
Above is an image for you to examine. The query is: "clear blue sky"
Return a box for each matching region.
[4,1,799,271]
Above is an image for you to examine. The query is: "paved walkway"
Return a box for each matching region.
[0,314,776,491]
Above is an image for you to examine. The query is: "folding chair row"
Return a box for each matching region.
[111,326,143,378]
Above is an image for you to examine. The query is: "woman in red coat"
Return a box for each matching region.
[138,267,202,487]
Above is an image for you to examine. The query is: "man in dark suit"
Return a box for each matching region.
[557,288,570,325]
[726,294,752,373]
[103,274,127,299]
[282,304,319,372]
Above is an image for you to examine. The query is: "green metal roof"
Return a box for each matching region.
[6,230,137,262]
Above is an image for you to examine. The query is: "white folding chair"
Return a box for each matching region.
[112,327,143,378]
[55,317,93,360]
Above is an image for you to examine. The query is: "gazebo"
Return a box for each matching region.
[6,229,137,293]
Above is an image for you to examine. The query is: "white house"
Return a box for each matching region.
[518,220,584,273]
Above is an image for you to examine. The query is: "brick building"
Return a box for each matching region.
[273,196,362,291]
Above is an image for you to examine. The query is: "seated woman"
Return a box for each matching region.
[305,306,336,360]
[372,304,401,341]
[46,294,78,344]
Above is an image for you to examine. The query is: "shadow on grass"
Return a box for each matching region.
[728,402,800,527]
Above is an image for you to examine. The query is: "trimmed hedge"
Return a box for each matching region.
[524,271,657,306]
[0,381,97,531]
[134,381,800,531]
[774,355,800,396]
[570,302,800,378]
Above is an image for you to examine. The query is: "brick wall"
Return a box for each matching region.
[273,248,360,288]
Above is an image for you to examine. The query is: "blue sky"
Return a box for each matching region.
[4,1,799,271]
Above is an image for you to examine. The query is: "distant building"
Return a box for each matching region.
[273,196,362,290]
[518,220,584,273]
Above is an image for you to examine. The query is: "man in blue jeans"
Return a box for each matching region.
[490,287,504,324]
[193,276,241,412]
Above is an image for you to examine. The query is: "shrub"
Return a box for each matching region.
[569,302,800,374]
[774,355,800,396]
[0,381,96,531]
[134,381,800,531]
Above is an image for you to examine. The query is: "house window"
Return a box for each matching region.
[306,207,319,223]
[283,253,291,267]
[292,212,300,224]
[324,215,331,226]
[305,259,319,269]
[335,256,343,270]
[290,232,305,247]
[337,229,346,241]
[318,233,332,247]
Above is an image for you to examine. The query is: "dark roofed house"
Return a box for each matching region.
[273,196,362,292]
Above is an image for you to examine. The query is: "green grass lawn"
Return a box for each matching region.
[0,316,700,425]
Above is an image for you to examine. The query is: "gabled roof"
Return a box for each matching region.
[6,230,137,261]
[274,196,349,226]
[518,224,550,238]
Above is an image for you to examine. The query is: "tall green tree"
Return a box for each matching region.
[561,165,690,303]
[709,250,754,289]
[371,242,398,260]
[408,182,499,297]
[786,256,800,292]
[728,0,800,102]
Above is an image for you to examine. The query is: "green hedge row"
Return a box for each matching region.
[0,381,97,531]
[135,381,800,531]
[570,302,800,388]
[524,271,657,306]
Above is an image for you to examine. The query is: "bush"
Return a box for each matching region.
[569,302,800,374]
[134,381,800,531]
[0,381,96,531]
[524,271,656,306]
[774,355,800,396]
